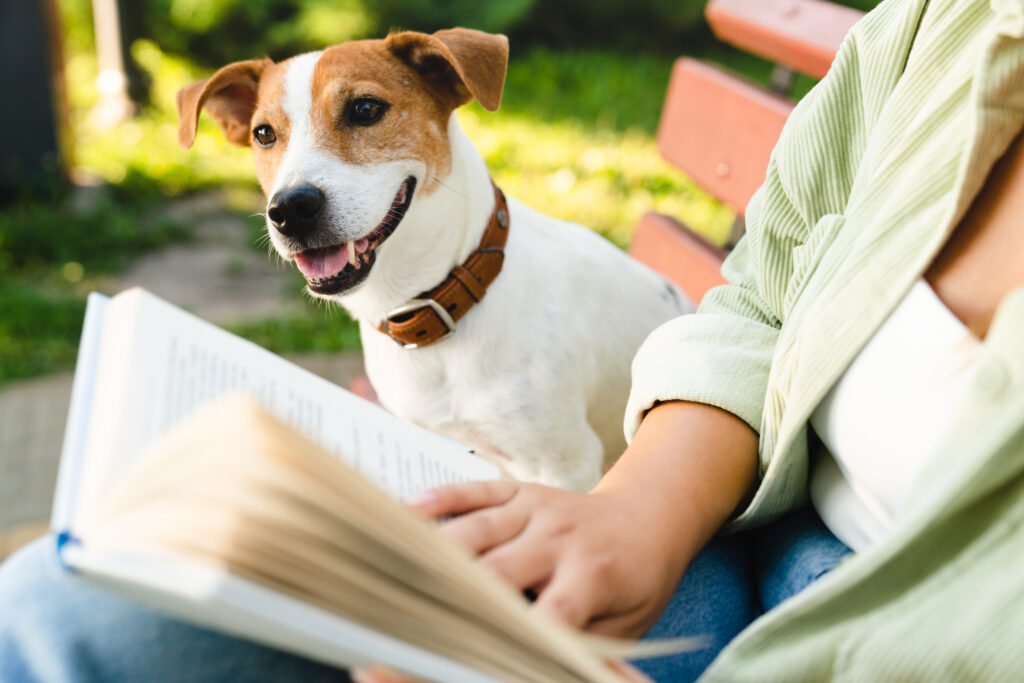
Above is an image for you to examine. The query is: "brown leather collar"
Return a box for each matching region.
[378,181,509,348]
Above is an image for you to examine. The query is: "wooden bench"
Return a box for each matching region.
[629,0,864,304]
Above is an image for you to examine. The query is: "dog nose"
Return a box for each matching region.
[267,185,325,238]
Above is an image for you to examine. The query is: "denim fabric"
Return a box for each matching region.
[0,506,848,683]
[634,532,761,682]
[633,506,851,682]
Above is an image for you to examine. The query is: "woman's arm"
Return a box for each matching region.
[416,400,758,637]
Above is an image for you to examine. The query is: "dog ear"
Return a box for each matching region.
[176,59,269,149]
[386,28,509,112]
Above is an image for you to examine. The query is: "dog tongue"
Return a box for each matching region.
[294,245,348,279]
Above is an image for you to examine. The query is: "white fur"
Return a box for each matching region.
[265,56,693,491]
[269,53,428,272]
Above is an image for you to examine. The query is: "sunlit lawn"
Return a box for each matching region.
[2,41,739,384]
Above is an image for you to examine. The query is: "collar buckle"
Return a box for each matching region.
[382,298,456,349]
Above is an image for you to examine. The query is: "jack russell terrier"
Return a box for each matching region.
[176,28,693,491]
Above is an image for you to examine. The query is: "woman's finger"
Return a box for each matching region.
[478,533,556,590]
[410,480,519,518]
[585,610,653,640]
[607,660,654,682]
[350,660,648,683]
[531,559,608,630]
[350,665,422,683]
[437,505,529,554]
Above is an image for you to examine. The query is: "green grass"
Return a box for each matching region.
[0,283,88,384]
[460,48,736,248]
[0,188,190,273]
[0,188,192,383]
[228,308,363,355]
[227,268,364,356]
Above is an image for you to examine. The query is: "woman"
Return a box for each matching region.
[4,0,1024,680]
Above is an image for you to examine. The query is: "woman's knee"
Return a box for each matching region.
[0,534,70,624]
[0,535,178,680]
[0,535,91,681]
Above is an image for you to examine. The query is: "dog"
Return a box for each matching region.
[175,28,693,491]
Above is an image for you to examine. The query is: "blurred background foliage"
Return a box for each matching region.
[132,0,879,66]
[1,0,879,384]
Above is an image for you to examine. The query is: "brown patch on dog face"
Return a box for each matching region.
[302,40,457,194]
[386,29,508,113]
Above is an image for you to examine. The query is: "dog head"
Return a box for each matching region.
[176,29,508,300]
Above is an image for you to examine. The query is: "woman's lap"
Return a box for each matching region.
[634,506,851,682]
[750,505,853,613]
[634,532,760,682]
[0,506,849,683]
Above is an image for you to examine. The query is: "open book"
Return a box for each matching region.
[54,288,688,682]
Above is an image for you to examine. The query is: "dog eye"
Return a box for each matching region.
[349,98,388,125]
[253,124,277,147]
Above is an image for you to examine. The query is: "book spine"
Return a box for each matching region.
[51,292,110,534]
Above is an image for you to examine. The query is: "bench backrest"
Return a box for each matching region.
[630,0,864,304]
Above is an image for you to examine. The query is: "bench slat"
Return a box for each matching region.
[630,212,727,304]
[706,0,864,79]
[657,58,792,214]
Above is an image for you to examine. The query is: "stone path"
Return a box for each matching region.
[0,191,367,560]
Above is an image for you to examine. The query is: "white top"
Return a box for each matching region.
[809,279,986,551]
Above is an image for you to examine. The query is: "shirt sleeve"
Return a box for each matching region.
[624,0,926,442]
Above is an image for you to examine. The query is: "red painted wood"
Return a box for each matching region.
[658,58,792,214]
[632,0,860,288]
[629,212,727,304]
[706,0,864,79]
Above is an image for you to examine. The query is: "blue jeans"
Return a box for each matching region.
[633,505,851,682]
[0,507,848,682]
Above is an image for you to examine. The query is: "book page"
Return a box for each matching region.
[76,289,498,522]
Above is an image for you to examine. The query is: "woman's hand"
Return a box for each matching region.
[416,401,758,638]
[415,480,690,638]
[352,660,652,683]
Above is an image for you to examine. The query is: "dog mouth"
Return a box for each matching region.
[293,177,416,295]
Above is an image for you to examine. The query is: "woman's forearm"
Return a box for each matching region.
[593,401,759,571]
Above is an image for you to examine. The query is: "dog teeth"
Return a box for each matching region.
[347,241,357,267]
